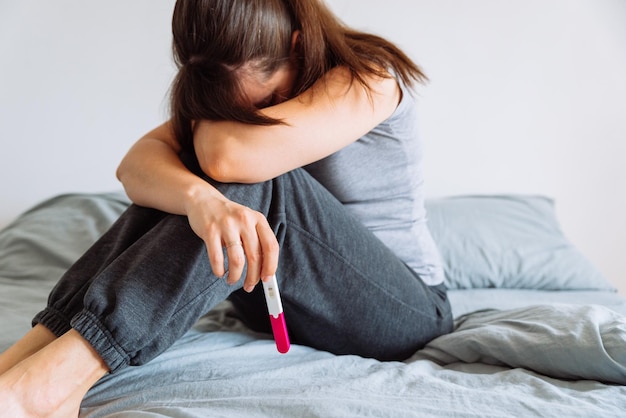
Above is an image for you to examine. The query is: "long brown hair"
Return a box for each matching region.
[170,0,426,151]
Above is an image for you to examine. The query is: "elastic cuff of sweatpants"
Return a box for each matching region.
[32,307,73,337]
[70,309,131,373]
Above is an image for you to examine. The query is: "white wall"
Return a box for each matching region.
[0,0,177,220]
[1,1,625,294]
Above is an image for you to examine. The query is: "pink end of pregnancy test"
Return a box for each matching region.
[262,275,290,353]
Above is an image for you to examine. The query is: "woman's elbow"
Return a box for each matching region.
[115,155,139,190]
[199,153,268,184]
[195,136,271,183]
[199,154,233,183]
[115,165,136,200]
[115,159,128,183]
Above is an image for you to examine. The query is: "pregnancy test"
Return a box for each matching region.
[262,275,290,353]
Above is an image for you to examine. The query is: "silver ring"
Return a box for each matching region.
[224,240,243,249]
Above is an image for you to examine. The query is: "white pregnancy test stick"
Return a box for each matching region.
[262,275,290,353]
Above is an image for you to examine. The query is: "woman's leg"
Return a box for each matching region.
[228,168,453,361]
[28,163,289,373]
[0,208,170,376]
[29,203,236,372]
[1,161,451,415]
[0,207,171,417]
[32,164,449,369]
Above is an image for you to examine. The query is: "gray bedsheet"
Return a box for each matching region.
[72,298,626,418]
[1,192,625,417]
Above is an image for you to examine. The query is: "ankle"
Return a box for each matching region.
[0,325,57,375]
[0,367,55,418]
[0,329,107,418]
[0,392,81,418]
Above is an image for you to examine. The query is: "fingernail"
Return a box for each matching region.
[261,276,272,282]
[244,284,255,293]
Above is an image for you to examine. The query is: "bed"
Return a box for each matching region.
[1,192,625,417]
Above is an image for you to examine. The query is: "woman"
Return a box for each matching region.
[0,0,452,415]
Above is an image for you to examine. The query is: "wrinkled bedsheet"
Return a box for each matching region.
[79,301,626,417]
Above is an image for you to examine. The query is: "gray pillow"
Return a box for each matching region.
[0,192,130,283]
[425,195,614,291]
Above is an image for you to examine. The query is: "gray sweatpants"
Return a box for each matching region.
[33,155,452,373]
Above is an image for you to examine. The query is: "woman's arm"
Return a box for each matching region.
[117,67,397,287]
[117,123,279,292]
[195,66,401,183]
[117,123,200,215]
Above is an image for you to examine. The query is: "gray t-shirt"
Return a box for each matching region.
[304,82,445,286]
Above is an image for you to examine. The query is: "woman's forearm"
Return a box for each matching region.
[116,126,224,216]
[194,66,400,184]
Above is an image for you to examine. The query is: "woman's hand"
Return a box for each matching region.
[183,187,279,292]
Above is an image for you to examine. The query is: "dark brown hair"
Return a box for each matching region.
[170,0,426,151]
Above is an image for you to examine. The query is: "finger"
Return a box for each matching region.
[207,234,226,278]
[224,239,246,285]
[241,230,263,293]
[257,220,279,281]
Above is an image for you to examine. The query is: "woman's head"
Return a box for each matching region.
[170,0,426,150]
[170,0,298,147]
[172,0,296,70]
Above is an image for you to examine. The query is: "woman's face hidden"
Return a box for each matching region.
[243,62,299,109]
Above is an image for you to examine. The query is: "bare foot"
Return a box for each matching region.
[0,329,108,417]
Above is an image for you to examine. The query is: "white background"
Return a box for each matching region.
[1,1,625,293]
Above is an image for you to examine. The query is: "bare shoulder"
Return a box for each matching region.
[262,65,401,125]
